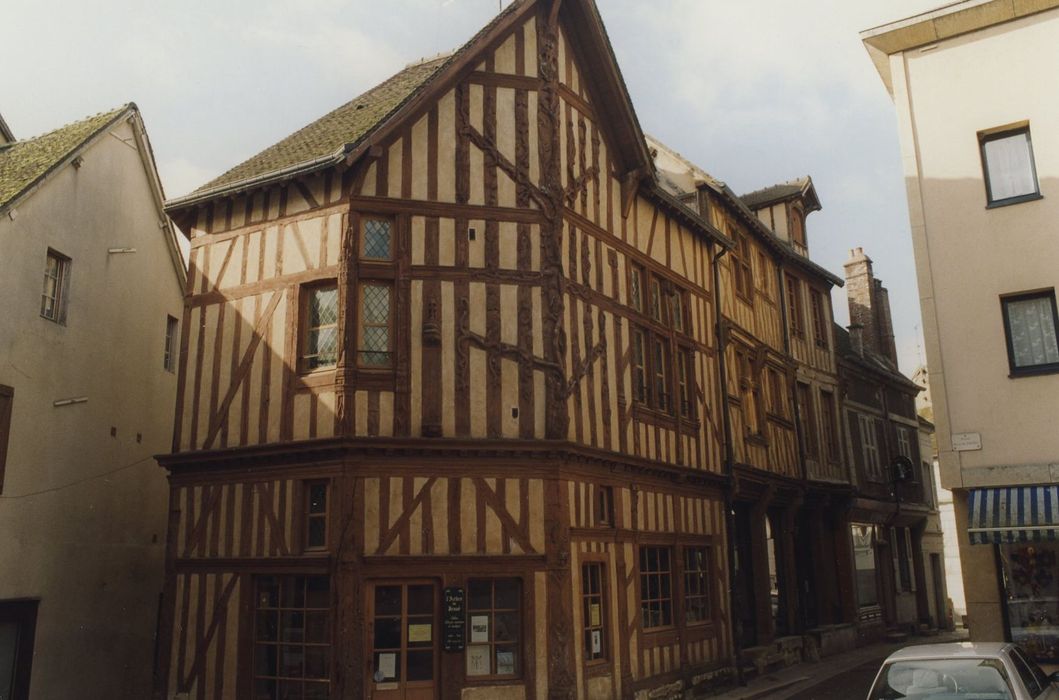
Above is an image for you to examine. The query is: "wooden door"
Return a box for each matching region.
[367,581,439,700]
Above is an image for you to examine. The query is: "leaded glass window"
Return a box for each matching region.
[362,218,392,260]
[358,284,391,368]
[303,285,338,371]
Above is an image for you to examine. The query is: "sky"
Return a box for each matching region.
[2,0,943,373]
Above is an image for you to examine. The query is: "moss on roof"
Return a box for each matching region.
[195,56,449,194]
[0,106,128,211]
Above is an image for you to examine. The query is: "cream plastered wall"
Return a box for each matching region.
[0,117,184,698]
[890,9,1059,491]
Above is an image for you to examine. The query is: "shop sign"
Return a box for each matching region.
[443,586,465,652]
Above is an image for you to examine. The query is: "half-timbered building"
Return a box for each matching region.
[650,143,858,670]
[157,2,738,698]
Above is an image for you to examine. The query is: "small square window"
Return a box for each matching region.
[41,250,70,323]
[980,126,1040,206]
[301,284,339,372]
[361,218,392,260]
[1001,290,1059,376]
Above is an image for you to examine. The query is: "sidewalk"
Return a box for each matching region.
[709,629,970,699]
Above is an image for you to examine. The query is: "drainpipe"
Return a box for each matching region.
[713,243,744,686]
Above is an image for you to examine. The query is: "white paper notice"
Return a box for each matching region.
[496,650,515,675]
[591,629,602,655]
[466,645,490,676]
[377,652,397,680]
[470,615,490,643]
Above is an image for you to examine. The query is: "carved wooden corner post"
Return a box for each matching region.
[335,201,359,437]
[333,467,362,696]
[545,473,575,700]
[538,0,569,441]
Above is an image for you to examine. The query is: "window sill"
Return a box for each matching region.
[986,193,1043,209]
[1008,364,1059,379]
[745,433,769,448]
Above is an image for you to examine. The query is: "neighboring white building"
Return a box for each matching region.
[0,105,185,698]
[863,0,1059,665]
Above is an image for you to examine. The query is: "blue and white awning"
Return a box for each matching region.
[968,486,1059,545]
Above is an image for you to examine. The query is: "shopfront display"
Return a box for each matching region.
[999,543,1059,662]
[968,486,1059,664]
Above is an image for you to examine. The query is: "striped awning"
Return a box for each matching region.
[968,486,1059,544]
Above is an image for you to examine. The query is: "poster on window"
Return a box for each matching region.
[375,652,396,681]
[469,615,489,643]
[466,645,490,676]
[591,629,602,655]
[496,650,516,675]
[1000,542,1059,663]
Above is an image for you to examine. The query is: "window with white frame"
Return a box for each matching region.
[859,414,881,479]
[164,316,179,372]
[40,250,70,323]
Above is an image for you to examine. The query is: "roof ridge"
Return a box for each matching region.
[11,104,130,144]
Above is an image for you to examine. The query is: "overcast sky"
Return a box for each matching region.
[2,0,942,373]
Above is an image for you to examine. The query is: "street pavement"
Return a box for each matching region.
[711,629,969,700]
[785,658,883,700]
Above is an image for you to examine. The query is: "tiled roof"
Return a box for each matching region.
[0,106,128,211]
[186,0,532,202]
[740,178,810,209]
[833,322,921,390]
[194,56,449,194]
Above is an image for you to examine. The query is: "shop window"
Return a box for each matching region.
[683,546,711,624]
[581,563,607,662]
[1001,290,1059,376]
[999,543,1059,663]
[0,600,37,700]
[852,524,880,616]
[304,481,328,551]
[466,579,521,678]
[639,546,673,629]
[300,283,339,372]
[979,124,1040,207]
[253,575,331,699]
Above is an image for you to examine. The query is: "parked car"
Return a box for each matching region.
[867,643,1059,699]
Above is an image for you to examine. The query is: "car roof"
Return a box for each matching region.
[884,642,1014,662]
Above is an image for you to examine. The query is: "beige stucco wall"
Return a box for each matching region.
[882,7,1059,644]
[889,9,1059,492]
[0,118,184,698]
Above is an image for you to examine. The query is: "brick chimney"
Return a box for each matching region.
[843,247,898,366]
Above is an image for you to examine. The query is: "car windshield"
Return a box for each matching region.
[868,658,1014,700]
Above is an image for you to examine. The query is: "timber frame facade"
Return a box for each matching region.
[158,2,735,698]
[154,1,893,698]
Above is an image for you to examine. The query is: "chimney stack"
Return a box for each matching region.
[843,247,898,366]
[848,323,864,356]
